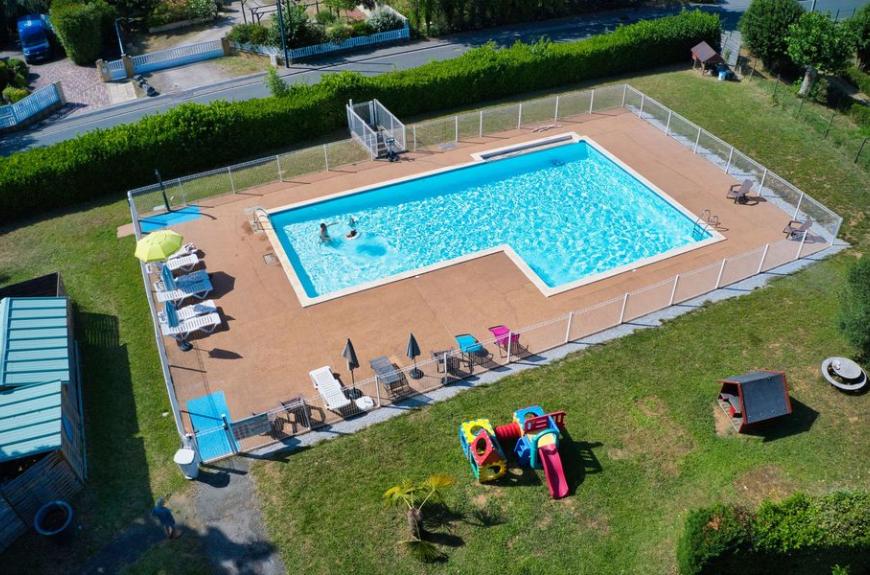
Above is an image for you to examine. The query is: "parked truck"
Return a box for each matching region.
[17,15,52,63]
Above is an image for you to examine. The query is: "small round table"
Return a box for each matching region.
[820,357,867,392]
[355,395,375,411]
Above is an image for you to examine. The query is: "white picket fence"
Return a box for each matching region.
[0,83,64,129]
[102,39,226,81]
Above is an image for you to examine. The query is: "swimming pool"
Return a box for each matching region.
[267,135,720,305]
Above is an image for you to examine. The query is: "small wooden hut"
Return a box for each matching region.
[718,370,792,433]
[691,41,725,74]
[0,273,85,552]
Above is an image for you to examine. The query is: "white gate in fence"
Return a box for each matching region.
[0,82,64,129]
[100,38,227,81]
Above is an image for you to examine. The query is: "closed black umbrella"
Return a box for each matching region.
[342,338,359,389]
[407,333,422,379]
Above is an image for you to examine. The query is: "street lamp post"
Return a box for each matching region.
[274,0,290,68]
[114,18,126,57]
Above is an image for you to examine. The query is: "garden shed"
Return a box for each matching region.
[691,40,725,73]
[718,370,792,433]
[0,273,85,552]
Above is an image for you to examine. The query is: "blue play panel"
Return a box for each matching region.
[140,205,202,233]
[186,391,238,461]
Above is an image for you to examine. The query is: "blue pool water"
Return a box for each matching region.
[269,140,710,299]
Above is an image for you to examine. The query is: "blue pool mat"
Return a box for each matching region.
[140,205,201,233]
[186,390,238,461]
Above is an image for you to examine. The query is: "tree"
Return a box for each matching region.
[383,474,454,562]
[838,257,870,360]
[846,3,870,70]
[786,12,854,96]
[740,0,804,73]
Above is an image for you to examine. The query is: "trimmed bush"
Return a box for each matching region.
[49,0,116,65]
[0,10,720,224]
[677,493,870,575]
[845,66,870,96]
[367,6,404,33]
[3,86,29,103]
[838,256,870,359]
[228,22,272,45]
[676,504,752,575]
[740,0,804,73]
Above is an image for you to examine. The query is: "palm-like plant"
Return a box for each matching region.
[383,474,455,561]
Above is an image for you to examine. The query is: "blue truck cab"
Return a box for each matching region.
[17,15,52,63]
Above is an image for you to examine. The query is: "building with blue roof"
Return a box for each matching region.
[0,274,85,553]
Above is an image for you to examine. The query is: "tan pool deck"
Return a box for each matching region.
[162,109,798,424]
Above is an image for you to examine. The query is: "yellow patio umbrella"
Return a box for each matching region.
[134,229,184,262]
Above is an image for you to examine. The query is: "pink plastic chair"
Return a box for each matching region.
[488,325,521,357]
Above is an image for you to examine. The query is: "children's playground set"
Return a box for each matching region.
[458,405,569,499]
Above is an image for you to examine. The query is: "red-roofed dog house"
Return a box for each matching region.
[718,371,792,432]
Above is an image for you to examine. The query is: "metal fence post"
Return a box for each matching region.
[564,311,573,343]
[715,259,727,288]
[759,168,767,197]
[227,167,236,193]
[443,353,448,385]
[793,192,804,220]
[222,414,238,454]
[275,154,283,181]
[669,274,679,305]
[517,103,523,129]
[638,94,645,119]
[374,377,381,407]
[757,243,769,274]
[454,115,459,142]
[797,231,808,259]
[618,293,629,323]
[693,126,701,154]
[856,137,868,163]
[588,89,594,115]
[479,110,484,138]
[323,144,329,171]
[665,110,672,136]
[725,146,734,174]
[621,84,627,107]
[824,111,835,139]
[506,331,513,363]
[554,95,560,121]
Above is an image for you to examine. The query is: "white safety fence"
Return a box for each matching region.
[127,83,843,462]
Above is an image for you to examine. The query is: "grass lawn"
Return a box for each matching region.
[251,69,870,574]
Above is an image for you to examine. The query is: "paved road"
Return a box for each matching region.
[0,0,863,154]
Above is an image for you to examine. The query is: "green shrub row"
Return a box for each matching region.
[0,10,720,224]
[385,0,640,35]
[677,492,870,575]
[845,66,870,97]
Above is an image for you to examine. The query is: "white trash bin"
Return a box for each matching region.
[174,447,201,480]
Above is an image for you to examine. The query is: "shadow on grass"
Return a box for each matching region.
[742,397,819,443]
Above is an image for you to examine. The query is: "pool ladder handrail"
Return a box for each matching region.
[251,206,272,232]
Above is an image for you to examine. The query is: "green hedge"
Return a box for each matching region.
[49,0,116,65]
[677,492,870,575]
[0,10,720,224]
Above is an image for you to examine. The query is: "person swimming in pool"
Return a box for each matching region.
[346,216,359,240]
[319,222,332,242]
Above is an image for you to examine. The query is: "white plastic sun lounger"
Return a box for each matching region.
[158,300,217,326]
[160,312,222,340]
[166,253,200,273]
[155,278,213,303]
[309,366,351,411]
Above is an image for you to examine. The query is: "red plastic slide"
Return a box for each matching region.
[538,445,569,499]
